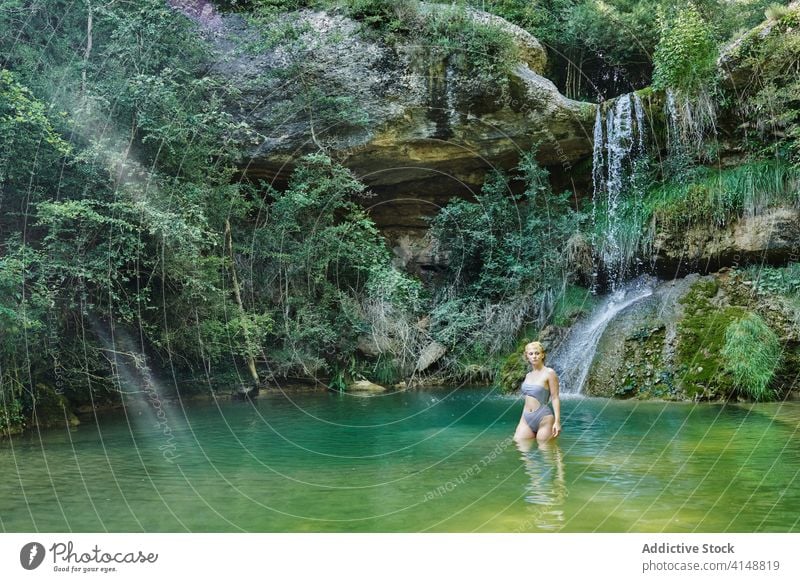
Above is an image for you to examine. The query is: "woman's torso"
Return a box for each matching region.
[521,370,551,412]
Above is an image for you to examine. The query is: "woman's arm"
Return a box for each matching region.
[549,369,561,437]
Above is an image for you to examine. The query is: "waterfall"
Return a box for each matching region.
[664,88,717,157]
[592,92,649,289]
[550,276,654,395]
[592,104,605,199]
[634,92,646,152]
[665,89,681,154]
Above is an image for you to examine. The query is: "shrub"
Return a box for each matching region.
[347,0,420,34]
[254,154,421,380]
[652,5,718,94]
[422,7,519,95]
[429,150,584,372]
[721,313,782,400]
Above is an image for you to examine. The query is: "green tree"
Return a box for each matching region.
[429,151,584,360]
[249,154,420,379]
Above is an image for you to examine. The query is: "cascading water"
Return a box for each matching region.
[665,89,682,154]
[592,104,606,200]
[550,276,654,395]
[664,88,718,157]
[592,92,649,290]
[634,93,646,152]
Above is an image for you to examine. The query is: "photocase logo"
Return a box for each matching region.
[20,542,46,570]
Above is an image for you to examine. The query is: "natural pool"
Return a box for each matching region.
[1,387,799,532]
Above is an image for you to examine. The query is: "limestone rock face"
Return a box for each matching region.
[651,206,800,276]
[173,2,595,231]
[584,276,701,399]
[584,272,800,401]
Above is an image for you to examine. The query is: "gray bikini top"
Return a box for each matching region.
[521,381,550,405]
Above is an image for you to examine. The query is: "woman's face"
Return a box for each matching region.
[526,347,543,366]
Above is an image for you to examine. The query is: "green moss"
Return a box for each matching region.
[496,340,530,393]
[552,285,596,327]
[676,280,746,399]
[774,343,800,394]
[613,324,678,400]
[496,352,525,393]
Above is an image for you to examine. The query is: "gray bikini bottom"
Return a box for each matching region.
[523,404,554,433]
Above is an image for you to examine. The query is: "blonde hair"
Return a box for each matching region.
[524,341,546,362]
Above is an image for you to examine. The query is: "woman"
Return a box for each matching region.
[513,341,561,443]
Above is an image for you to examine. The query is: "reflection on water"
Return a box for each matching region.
[515,439,568,531]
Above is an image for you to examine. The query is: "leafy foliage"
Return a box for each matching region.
[429,151,584,369]
[215,0,313,12]
[422,6,519,97]
[652,5,718,94]
[736,4,800,164]
[746,262,800,298]
[250,154,422,381]
[344,1,519,94]
[347,0,421,35]
[470,0,782,99]
[0,0,270,425]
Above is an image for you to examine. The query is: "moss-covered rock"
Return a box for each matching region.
[497,345,528,394]
[675,280,744,399]
[610,324,678,400]
[177,3,595,223]
[585,275,699,399]
[582,271,797,401]
[719,267,800,398]
[31,384,80,429]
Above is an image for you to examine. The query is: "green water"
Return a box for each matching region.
[1,387,799,532]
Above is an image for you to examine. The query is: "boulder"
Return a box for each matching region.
[415,340,447,372]
[718,1,800,89]
[348,379,388,393]
[584,272,800,401]
[584,276,701,399]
